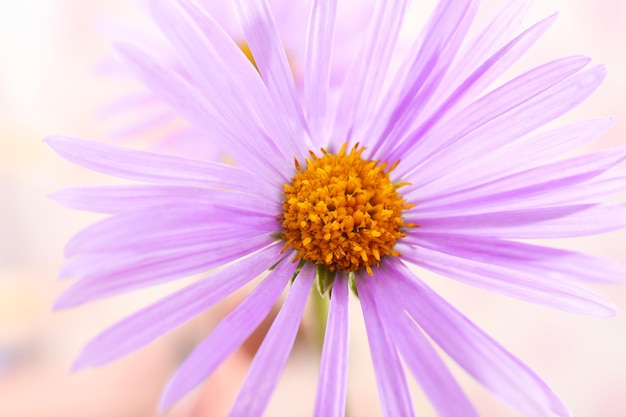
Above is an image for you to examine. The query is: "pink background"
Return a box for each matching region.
[1,1,625,416]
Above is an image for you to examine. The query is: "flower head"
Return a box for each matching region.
[48,0,626,416]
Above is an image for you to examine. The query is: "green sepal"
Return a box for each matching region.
[290,258,307,283]
[348,271,359,298]
[315,264,336,298]
[268,258,282,271]
[269,231,284,241]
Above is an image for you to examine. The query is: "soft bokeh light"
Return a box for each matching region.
[1,1,625,416]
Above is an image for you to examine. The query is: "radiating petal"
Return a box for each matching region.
[176,0,308,157]
[228,263,315,417]
[401,65,607,182]
[523,168,626,208]
[73,244,285,370]
[339,0,409,139]
[45,135,274,194]
[405,117,613,202]
[370,267,479,417]
[149,0,303,163]
[410,203,626,238]
[62,227,269,274]
[358,275,416,417]
[391,56,591,176]
[436,0,533,104]
[109,108,174,140]
[100,90,156,117]
[113,42,286,181]
[402,233,626,283]
[304,0,337,140]
[385,261,571,417]
[413,146,626,214]
[397,12,557,152]
[63,203,277,257]
[51,185,279,214]
[160,255,297,410]
[232,0,308,145]
[313,275,349,417]
[55,235,273,308]
[367,0,479,154]
[418,9,553,130]
[399,242,616,316]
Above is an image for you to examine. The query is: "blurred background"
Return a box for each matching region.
[1,0,625,416]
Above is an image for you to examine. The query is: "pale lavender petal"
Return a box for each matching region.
[413,146,626,214]
[108,108,174,141]
[113,43,286,181]
[390,55,591,175]
[313,275,349,417]
[402,233,626,283]
[331,0,409,142]
[436,0,533,104]
[99,90,156,117]
[386,261,571,417]
[160,255,297,410]
[149,0,301,164]
[366,0,478,154]
[378,12,555,158]
[189,0,239,34]
[101,85,218,158]
[419,12,557,139]
[406,117,613,202]
[370,268,479,417]
[174,0,309,157]
[358,275,416,417]
[60,205,271,262]
[50,185,279,215]
[232,0,308,145]
[304,0,337,139]
[399,241,616,316]
[400,65,606,182]
[150,128,222,160]
[341,0,409,138]
[524,168,626,208]
[55,235,273,308]
[266,0,311,56]
[45,135,274,194]
[411,203,626,238]
[63,203,277,257]
[228,263,315,417]
[62,226,269,271]
[325,0,372,87]
[73,244,285,370]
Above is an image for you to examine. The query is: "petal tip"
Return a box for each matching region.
[52,289,81,310]
[43,135,62,148]
[70,358,88,373]
[158,388,178,414]
[51,298,69,311]
[71,348,99,373]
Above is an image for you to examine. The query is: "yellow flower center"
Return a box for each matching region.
[280,143,414,276]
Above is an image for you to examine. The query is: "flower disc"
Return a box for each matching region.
[280,143,413,275]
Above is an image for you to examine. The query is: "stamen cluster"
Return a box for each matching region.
[280,143,413,275]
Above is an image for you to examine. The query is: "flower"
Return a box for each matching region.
[47,0,626,416]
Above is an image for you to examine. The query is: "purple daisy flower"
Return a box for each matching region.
[47,0,626,416]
